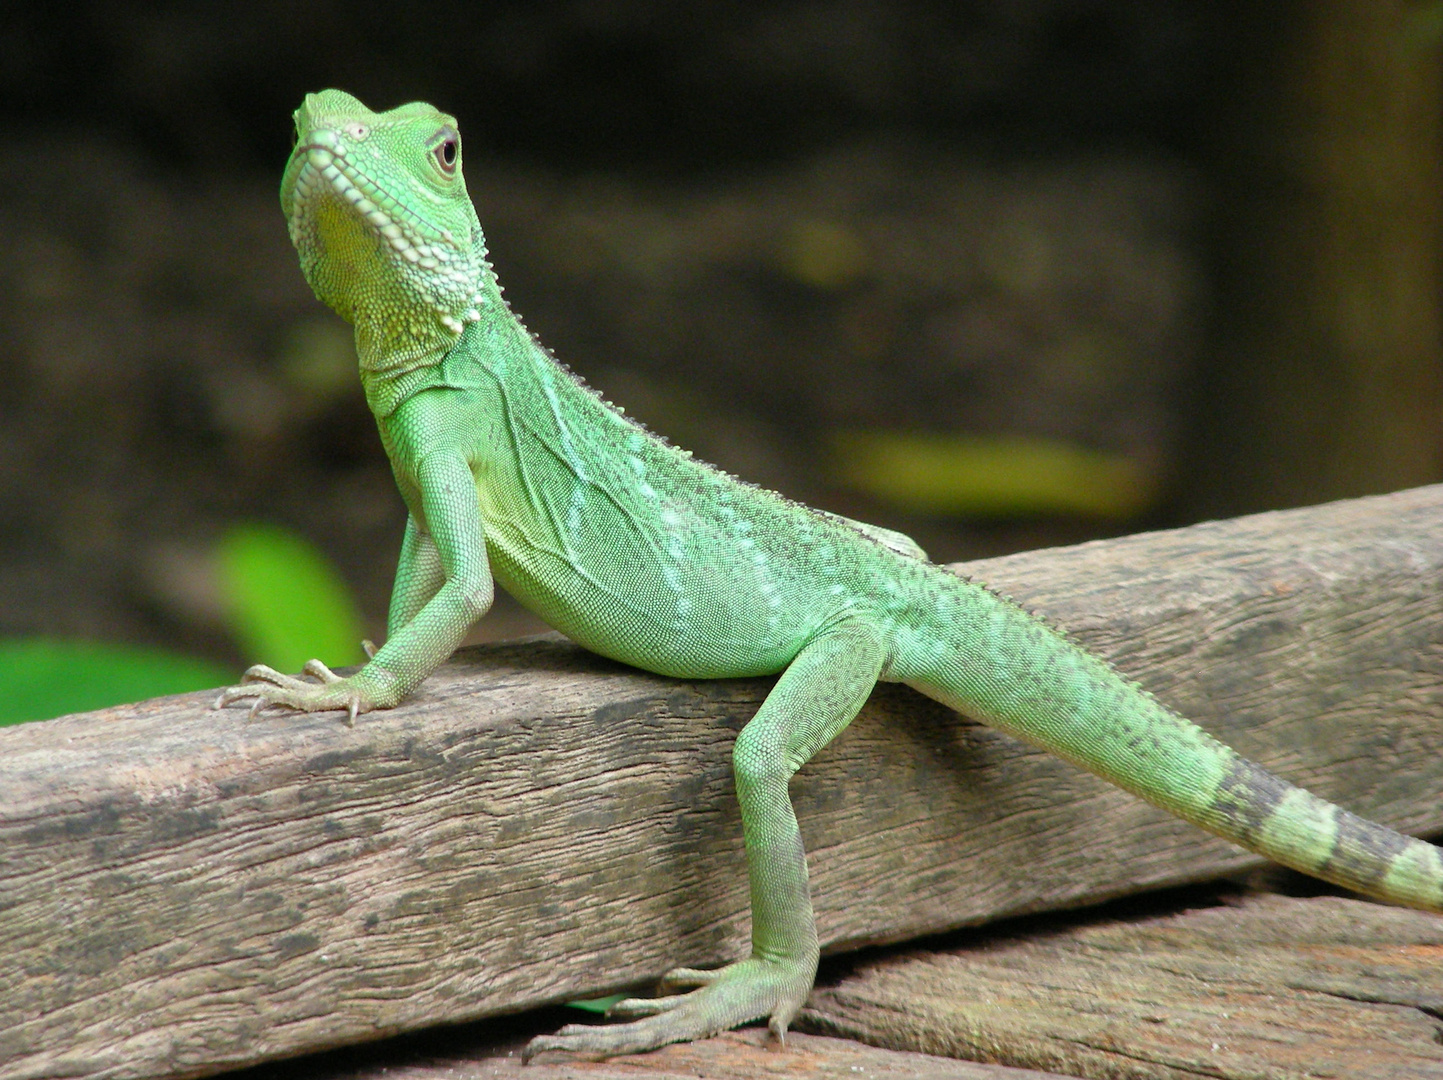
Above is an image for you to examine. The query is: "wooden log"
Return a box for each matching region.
[4,485,1443,1080]
[802,893,1443,1080]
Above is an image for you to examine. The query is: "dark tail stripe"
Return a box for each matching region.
[1325,804,1417,892]
[1209,753,1440,906]
[1211,756,1290,845]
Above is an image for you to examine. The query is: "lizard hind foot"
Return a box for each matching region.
[520,956,811,1063]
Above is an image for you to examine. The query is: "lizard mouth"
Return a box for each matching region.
[286,137,456,277]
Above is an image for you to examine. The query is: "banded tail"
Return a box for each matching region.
[908,574,1443,912]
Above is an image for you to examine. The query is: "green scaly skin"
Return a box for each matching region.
[217,91,1443,1060]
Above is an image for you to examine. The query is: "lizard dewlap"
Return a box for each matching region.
[217,90,1443,1060]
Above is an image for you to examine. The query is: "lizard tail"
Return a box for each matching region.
[905,580,1443,911]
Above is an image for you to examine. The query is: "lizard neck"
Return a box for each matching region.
[356,236,507,418]
[357,258,535,419]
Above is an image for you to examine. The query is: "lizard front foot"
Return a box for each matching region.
[522,955,814,1062]
[214,660,392,725]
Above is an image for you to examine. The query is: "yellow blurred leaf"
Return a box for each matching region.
[780,220,867,290]
[831,430,1160,519]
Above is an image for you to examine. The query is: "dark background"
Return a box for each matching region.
[0,1,1438,663]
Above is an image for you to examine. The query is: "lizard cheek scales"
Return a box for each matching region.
[216,89,1443,1061]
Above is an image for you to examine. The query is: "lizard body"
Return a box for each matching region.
[219,91,1443,1060]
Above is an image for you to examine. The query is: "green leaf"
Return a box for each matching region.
[215,524,365,673]
[0,639,231,726]
[565,994,628,1014]
[831,430,1161,520]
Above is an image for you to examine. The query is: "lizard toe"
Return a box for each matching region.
[302,659,343,683]
[604,993,688,1020]
[659,966,721,990]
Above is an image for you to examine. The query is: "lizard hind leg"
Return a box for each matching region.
[523,618,889,1061]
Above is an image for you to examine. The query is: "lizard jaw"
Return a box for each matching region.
[282,103,486,359]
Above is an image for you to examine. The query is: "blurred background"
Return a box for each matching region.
[0,1,1440,717]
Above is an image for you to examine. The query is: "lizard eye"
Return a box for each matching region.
[433,134,459,176]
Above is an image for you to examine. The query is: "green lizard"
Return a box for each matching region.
[218,90,1443,1060]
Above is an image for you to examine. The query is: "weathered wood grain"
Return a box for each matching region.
[337,1029,1076,1080]
[4,485,1443,1080]
[803,893,1443,1080]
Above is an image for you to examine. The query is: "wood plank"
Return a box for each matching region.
[802,893,1443,1080]
[5,485,1443,1080]
[239,1027,1075,1080]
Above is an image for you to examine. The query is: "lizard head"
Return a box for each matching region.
[281,89,488,373]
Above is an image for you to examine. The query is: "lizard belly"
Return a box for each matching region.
[479,493,808,680]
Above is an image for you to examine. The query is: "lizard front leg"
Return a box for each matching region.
[216,452,490,723]
[386,512,449,638]
[357,514,446,658]
[524,619,888,1060]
